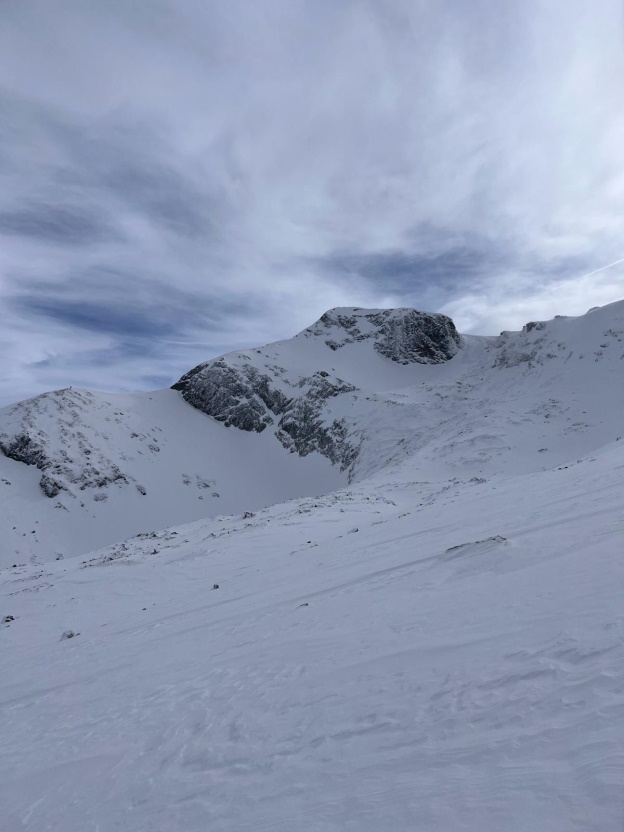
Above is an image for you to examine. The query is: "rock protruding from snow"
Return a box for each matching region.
[302,307,462,364]
[173,358,361,471]
[170,307,462,471]
[0,390,130,498]
[276,372,360,470]
[172,359,291,432]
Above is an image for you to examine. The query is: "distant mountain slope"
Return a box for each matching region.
[172,307,461,470]
[171,300,624,484]
[1,301,623,566]
[0,389,342,568]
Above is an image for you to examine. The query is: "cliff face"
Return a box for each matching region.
[172,359,291,433]
[171,307,462,472]
[301,307,461,363]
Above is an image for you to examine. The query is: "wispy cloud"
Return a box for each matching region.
[1,0,623,403]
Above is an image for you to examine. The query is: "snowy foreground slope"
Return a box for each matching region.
[1,301,624,830]
[2,302,624,566]
[1,441,623,831]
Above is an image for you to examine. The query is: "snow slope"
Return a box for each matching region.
[1,438,623,830]
[0,388,342,568]
[2,301,624,566]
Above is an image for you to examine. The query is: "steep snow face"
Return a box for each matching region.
[378,300,624,482]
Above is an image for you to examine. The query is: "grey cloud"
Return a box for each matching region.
[100,164,213,238]
[0,92,221,246]
[10,267,263,338]
[319,245,509,294]
[53,120,220,239]
[0,203,117,245]
[15,297,178,339]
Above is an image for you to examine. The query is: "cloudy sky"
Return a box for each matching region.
[1,0,623,404]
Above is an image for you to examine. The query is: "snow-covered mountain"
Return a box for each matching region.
[2,301,624,831]
[1,302,623,567]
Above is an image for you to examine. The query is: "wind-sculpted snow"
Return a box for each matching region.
[492,306,624,369]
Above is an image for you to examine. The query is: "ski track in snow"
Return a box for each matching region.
[1,302,624,830]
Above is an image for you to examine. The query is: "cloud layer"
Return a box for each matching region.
[1,0,623,403]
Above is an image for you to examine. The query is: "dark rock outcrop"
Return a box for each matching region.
[371,309,461,364]
[0,390,131,499]
[40,472,65,498]
[303,307,461,364]
[171,307,462,474]
[0,433,48,469]
[523,320,547,334]
[276,373,360,471]
[0,428,129,497]
[173,359,362,472]
[0,433,65,497]
[173,359,291,432]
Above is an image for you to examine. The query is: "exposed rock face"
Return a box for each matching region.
[0,389,134,498]
[276,373,360,471]
[0,433,67,497]
[0,432,62,497]
[0,427,128,497]
[171,307,462,475]
[523,321,547,334]
[39,472,65,498]
[303,308,461,364]
[172,359,291,432]
[0,432,48,469]
[174,360,361,472]
[372,310,461,363]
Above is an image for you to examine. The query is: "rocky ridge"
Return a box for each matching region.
[172,307,461,473]
[0,389,137,498]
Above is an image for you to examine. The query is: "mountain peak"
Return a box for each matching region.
[300,306,461,364]
[170,306,462,461]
